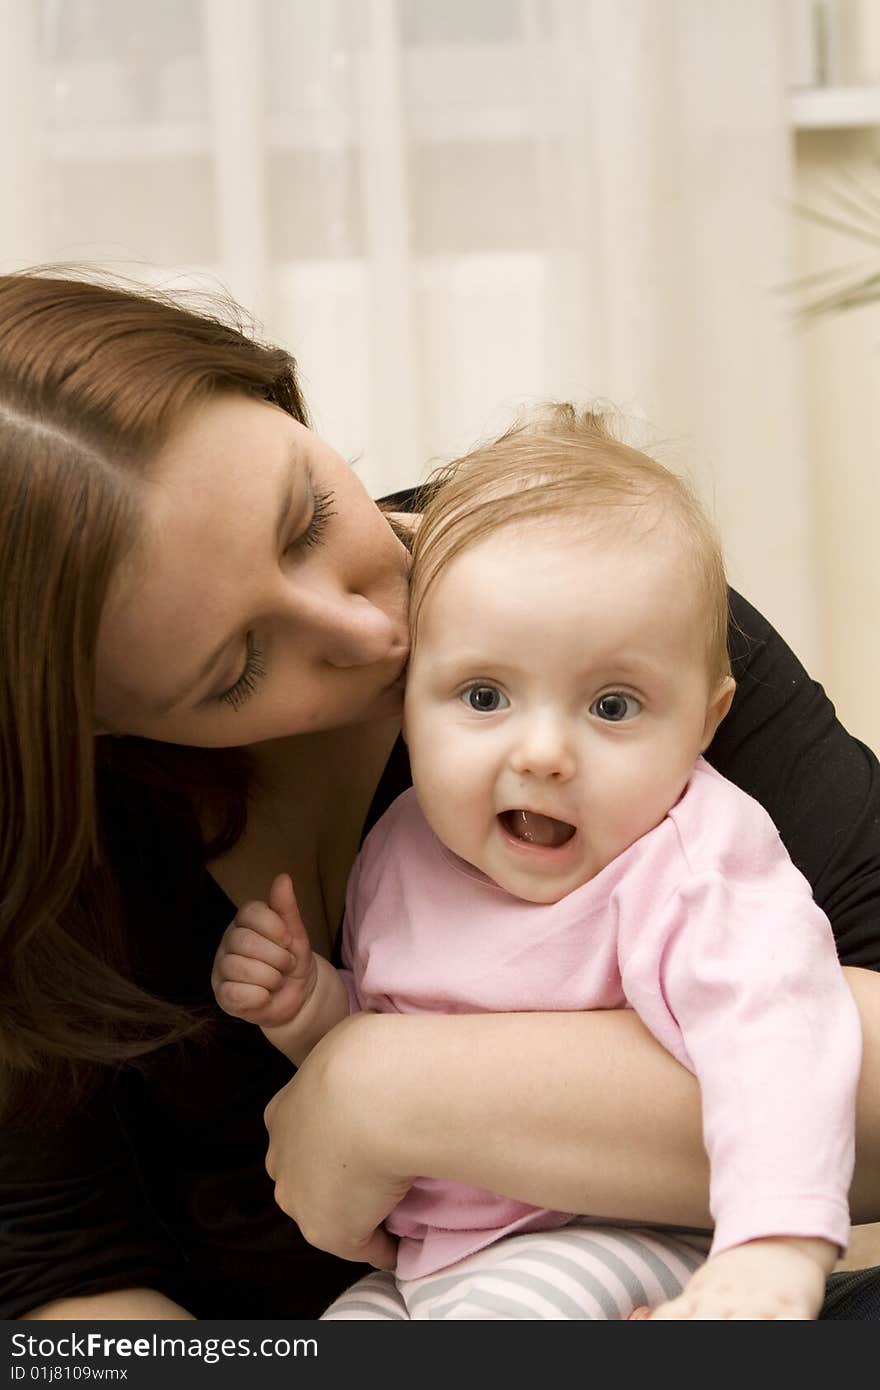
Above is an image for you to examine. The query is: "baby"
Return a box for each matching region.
[213,404,861,1320]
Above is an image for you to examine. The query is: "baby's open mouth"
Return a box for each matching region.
[499,809,576,849]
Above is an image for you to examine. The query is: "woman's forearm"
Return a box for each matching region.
[23,1288,194,1320]
[362,1007,712,1227]
[264,965,880,1264]
[362,966,880,1227]
[845,966,880,1221]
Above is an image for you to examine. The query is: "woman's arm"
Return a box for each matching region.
[23,1289,194,1319]
[264,1008,707,1269]
[845,967,880,1218]
[264,966,880,1265]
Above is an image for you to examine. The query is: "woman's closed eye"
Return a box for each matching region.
[290,486,336,552]
[218,631,267,710]
[216,488,337,711]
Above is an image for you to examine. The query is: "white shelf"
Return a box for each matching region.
[788,84,880,129]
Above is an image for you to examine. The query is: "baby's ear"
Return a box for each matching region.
[701,675,736,750]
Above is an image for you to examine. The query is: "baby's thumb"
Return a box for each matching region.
[268,872,304,940]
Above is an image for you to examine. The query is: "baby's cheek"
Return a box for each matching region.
[418,760,469,816]
[416,760,482,841]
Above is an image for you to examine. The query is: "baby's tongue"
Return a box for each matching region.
[501,809,575,848]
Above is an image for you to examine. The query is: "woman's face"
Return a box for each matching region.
[96,394,410,747]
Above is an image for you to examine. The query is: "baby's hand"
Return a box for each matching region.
[639,1237,834,1320]
[212,873,317,1030]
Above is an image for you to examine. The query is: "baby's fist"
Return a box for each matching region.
[211,873,317,1028]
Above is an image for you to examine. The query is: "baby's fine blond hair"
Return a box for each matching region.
[409,403,731,684]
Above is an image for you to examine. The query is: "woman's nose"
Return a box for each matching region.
[316,591,399,669]
[509,718,576,781]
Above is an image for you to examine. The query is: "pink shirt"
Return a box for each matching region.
[342,759,861,1280]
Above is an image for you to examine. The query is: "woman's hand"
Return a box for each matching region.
[263,1014,411,1269]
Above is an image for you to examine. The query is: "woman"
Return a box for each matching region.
[1,270,878,1321]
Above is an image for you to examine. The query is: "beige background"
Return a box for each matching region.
[795,124,880,753]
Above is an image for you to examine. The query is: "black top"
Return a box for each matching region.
[2,588,879,1320]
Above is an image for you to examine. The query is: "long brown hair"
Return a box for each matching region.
[0,269,309,1116]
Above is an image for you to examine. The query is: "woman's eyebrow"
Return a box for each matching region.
[151,443,302,713]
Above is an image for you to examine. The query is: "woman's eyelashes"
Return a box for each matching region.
[294,487,336,550]
[219,632,267,710]
[215,486,337,712]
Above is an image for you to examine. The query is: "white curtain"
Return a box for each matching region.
[0,0,830,688]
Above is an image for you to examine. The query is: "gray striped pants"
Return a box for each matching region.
[321,1222,711,1320]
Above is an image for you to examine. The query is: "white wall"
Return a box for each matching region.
[794,125,880,751]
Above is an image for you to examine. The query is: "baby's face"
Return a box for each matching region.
[403,521,732,904]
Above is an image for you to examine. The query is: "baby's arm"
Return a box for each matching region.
[617,775,862,1321]
[211,873,350,1066]
[641,1236,836,1320]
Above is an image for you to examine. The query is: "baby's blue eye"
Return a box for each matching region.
[462,684,509,713]
[591,692,640,722]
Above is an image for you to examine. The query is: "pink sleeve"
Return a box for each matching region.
[662,874,859,1253]
[337,790,415,1017]
[619,778,861,1256]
